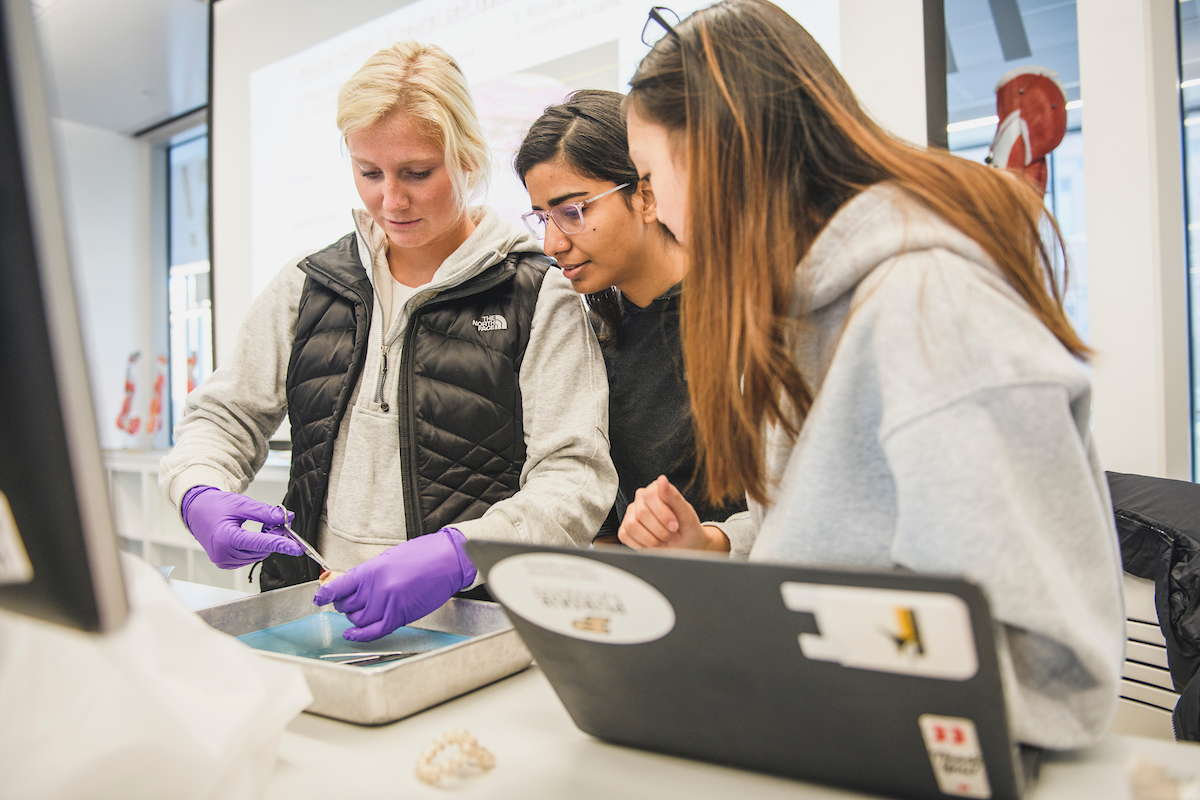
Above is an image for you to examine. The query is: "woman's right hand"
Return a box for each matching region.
[180,486,303,569]
[618,475,730,552]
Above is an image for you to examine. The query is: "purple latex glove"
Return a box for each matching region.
[312,527,477,642]
[180,486,303,569]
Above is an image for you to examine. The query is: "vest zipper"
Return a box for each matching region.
[398,314,423,533]
[292,247,375,549]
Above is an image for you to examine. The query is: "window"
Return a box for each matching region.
[1181,0,1200,478]
[167,128,212,434]
[945,0,1088,340]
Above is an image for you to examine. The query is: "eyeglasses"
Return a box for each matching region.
[641,6,680,47]
[521,183,630,240]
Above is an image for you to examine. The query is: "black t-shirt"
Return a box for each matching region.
[597,284,747,536]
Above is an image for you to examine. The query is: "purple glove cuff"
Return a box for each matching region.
[440,527,478,591]
[180,485,217,527]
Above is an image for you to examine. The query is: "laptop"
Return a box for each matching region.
[465,541,1039,800]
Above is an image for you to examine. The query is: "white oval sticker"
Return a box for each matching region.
[487,553,676,644]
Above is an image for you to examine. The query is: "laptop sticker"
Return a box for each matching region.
[917,714,992,799]
[488,553,676,644]
[780,583,977,680]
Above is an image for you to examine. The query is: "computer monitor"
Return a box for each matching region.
[0,0,127,632]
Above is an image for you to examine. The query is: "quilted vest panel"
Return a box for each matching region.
[260,232,550,591]
[404,256,549,534]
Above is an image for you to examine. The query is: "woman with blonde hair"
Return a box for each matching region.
[160,42,616,641]
[619,0,1123,749]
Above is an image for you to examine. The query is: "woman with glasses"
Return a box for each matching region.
[619,0,1123,749]
[514,90,749,551]
[159,42,616,642]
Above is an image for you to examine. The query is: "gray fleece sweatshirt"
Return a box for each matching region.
[724,184,1124,750]
[160,207,617,570]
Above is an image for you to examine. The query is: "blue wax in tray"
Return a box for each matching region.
[237,611,470,662]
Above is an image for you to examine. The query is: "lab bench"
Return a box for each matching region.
[264,663,1200,800]
[171,580,1200,799]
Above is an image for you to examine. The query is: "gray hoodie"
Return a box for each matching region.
[160,207,617,571]
[724,184,1124,749]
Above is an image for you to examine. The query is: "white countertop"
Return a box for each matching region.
[168,578,250,610]
[167,576,1200,798]
[266,665,1200,800]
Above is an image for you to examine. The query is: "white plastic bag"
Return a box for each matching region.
[0,553,312,800]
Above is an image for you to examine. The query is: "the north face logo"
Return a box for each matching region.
[472,314,508,332]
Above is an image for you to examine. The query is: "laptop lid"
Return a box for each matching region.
[0,0,126,632]
[467,541,1027,800]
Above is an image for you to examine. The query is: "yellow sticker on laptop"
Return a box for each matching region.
[781,582,978,680]
[488,553,676,644]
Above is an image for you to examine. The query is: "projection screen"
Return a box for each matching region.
[212,0,841,360]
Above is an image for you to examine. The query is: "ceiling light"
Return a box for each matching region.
[947,115,999,133]
[947,101,1083,134]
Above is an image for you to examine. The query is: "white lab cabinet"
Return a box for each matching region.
[103,449,290,592]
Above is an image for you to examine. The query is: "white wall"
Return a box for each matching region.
[839,0,927,146]
[211,0,415,364]
[1078,0,1191,480]
[54,118,155,452]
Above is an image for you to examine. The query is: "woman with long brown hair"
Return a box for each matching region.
[618,0,1123,749]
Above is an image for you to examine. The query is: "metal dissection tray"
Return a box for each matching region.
[197,581,532,725]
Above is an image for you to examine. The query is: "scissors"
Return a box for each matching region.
[274,504,333,572]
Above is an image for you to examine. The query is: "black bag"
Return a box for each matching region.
[1106,471,1200,740]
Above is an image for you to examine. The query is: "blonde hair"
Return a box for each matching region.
[337,41,491,206]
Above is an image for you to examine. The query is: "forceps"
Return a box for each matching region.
[274,504,332,572]
[318,651,422,667]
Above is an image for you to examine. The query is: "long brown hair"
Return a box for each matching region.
[626,0,1086,507]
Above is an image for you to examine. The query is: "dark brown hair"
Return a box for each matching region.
[627,0,1085,507]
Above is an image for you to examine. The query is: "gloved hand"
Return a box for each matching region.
[180,486,303,569]
[312,527,477,642]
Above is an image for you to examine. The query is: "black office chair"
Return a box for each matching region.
[1107,471,1200,741]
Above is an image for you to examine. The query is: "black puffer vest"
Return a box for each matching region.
[260,232,552,591]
